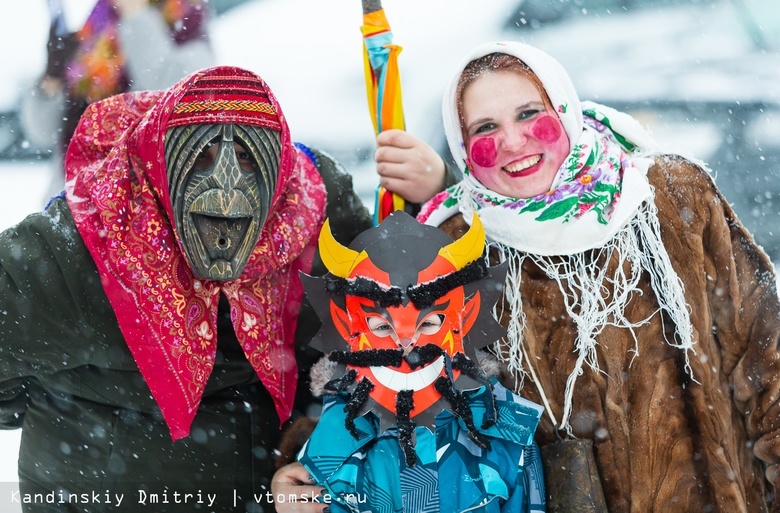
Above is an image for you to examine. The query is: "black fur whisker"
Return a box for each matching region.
[406,259,488,310]
[343,377,374,439]
[452,353,497,428]
[324,368,358,392]
[434,375,491,450]
[329,349,403,368]
[405,344,445,370]
[396,390,417,466]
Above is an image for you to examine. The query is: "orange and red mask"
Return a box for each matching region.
[302,211,506,464]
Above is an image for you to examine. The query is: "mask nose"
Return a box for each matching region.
[397,336,415,355]
[214,128,244,191]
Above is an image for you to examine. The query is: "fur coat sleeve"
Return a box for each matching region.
[652,156,780,511]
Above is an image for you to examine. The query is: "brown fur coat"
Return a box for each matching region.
[438,155,780,512]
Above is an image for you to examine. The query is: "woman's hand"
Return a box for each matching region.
[271,462,330,513]
[375,129,446,204]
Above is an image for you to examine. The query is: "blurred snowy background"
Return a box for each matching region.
[1,0,779,506]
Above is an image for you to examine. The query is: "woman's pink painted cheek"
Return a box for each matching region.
[469,137,497,168]
[531,115,563,145]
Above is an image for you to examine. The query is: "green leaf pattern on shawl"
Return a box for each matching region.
[437,112,628,226]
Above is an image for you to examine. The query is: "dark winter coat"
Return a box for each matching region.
[437,156,780,513]
[0,148,370,512]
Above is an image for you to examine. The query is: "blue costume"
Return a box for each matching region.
[299,380,545,513]
[297,212,547,513]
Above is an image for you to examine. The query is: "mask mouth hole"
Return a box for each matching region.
[193,214,251,261]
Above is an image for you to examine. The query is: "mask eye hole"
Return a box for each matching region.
[416,314,444,337]
[193,140,218,170]
[233,140,258,173]
[366,315,396,338]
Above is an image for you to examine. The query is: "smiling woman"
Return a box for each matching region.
[417,40,780,512]
[460,65,570,199]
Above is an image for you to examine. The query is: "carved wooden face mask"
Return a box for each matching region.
[302,212,507,464]
[164,123,280,281]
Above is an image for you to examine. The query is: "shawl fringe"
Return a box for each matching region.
[493,197,696,433]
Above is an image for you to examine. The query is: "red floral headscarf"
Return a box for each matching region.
[65,66,327,440]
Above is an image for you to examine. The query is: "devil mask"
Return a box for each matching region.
[165,122,280,280]
[302,211,507,464]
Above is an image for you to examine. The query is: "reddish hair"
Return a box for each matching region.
[455,53,554,143]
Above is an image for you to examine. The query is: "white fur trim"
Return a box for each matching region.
[309,357,338,398]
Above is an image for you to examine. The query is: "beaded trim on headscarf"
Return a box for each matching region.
[169,74,281,130]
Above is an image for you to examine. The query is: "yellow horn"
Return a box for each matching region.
[318,218,367,278]
[438,213,486,269]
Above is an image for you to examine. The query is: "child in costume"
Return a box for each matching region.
[296,211,546,513]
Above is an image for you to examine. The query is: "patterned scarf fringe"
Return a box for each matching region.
[492,197,695,434]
